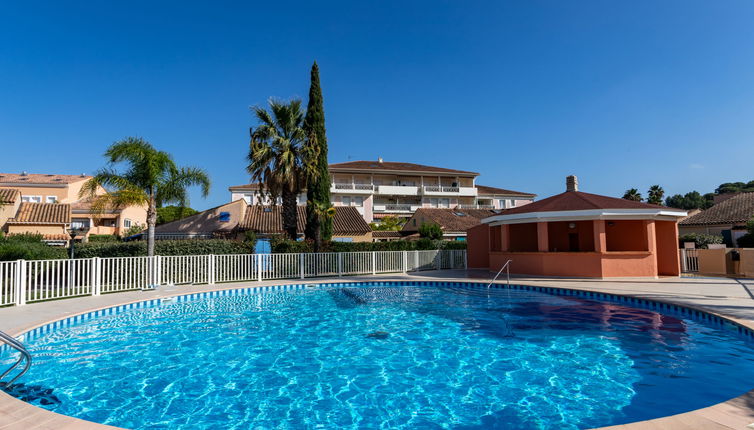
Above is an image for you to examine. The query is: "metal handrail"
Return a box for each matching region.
[0,330,31,386]
[487,259,512,288]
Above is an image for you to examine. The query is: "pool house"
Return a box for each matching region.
[467,176,688,278]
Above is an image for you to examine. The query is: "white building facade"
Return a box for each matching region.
[230,159,535,223]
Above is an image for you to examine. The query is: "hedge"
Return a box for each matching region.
[0,233,67,261]
[73,240,255,259]
[270,237,466,254]
[678,233,724,249]
[88,234,120,243]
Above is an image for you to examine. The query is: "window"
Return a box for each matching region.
[440,198,450,208]
[219,212,231,222]
[509,199,516,208]
[353,196,364,207]
[124,219,132,228]
[46,196,57,203]
[22,195,42,203]
[430,198,438,208]
[342,196,351,206]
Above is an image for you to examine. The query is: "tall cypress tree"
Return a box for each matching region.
[304,61,332,241]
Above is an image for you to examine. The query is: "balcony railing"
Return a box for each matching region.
[457,204,495,209]
[331,183,375,193]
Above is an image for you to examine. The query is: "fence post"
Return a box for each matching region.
[372,252,377,275]
[414,250,419,271]
[679,249,687,272]
[14,259,26,306]
[450,250,455,269]
[257,253,263,282]
[338,253,343,277]
[300,253,305,279]
[208,254,216,285]
[463,250,467,270]
[92,257,101,296]
[402,251,408,273]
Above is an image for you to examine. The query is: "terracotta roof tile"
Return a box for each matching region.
[475,185,536,197]
[7,202,71,224]
[500,191,669,215]
[329,160,478,176]
[0,173,91,184]
[680,192,754,226]
[241,205,371,235]
[402,208,497,233]
[0,188,20,204]
[371,231,404,238]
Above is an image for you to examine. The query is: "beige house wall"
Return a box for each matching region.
[334,233,372,243]
[6,224,67,236]
[697,248,728,275]
[0,200,21,231]
[155,200,247,235]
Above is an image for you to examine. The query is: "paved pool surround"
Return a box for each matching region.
[1,271,753,430]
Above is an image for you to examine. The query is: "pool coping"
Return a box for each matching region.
[1,275,754,430]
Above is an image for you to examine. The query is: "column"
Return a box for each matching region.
[537,222,549,252]
[593,220,606,253]
[645,220,658,277]
[501,225,511,252]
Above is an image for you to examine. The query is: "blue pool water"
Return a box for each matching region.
[3,282,754,429]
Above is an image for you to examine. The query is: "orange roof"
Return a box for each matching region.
[0,173,91,185]
[475,185,536,197]
[7,202,71,225]
[329,160,478,176]
[0,188,20,204]
[500,191,667,215]
[241,205,371,235]
[403,208,497,233]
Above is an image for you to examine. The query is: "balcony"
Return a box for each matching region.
[373,204,420,213]
[330,183,375,194]
[422,186,477,196]
[375,185,420,196]
[457,204,495,209]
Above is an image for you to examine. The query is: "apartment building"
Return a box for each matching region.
[229,159,535,223]
[0,172,146,239]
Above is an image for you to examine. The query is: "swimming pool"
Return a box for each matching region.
[2,281,754,429]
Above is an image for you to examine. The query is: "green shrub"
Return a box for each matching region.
[243,231,258,249]
[679,233,724,249]
[88,234,120,243]
[3,232,47,243]
[74,239,255,258]
[0,234,68,261]
[418,222,443,240]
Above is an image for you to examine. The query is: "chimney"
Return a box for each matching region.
[21,171,28,176]
[566,175,578,192]
[377,157,383,164]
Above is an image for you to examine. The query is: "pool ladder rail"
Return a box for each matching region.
[487,259,512,289]
[0,330,32,387]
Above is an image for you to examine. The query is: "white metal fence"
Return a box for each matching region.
[0,250,466,307]
[679,248,699,273]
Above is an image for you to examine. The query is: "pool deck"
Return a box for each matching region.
[1,271,753,430]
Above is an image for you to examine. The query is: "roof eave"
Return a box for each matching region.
[482,209,689,225]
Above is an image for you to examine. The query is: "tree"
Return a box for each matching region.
[418,222,443,240]
[247,99,319,240]
[370,215,405,231]
[81,137,210,256]
[156,206,199,225]
[647,185,665,205]
[307,201,336,252]
[303,62,332,242]
[622,188,643,202]
[665,191,707,210]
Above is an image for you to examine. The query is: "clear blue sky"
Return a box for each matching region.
[2,1,753,209]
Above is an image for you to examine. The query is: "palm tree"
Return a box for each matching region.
[308,201,335,252]
[81,137,210,256]
[622,188,643,202]
[647,185,665,205]
[247,99,319,240]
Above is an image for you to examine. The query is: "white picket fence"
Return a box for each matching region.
[0,250,466,307]
[679,248,699,273]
